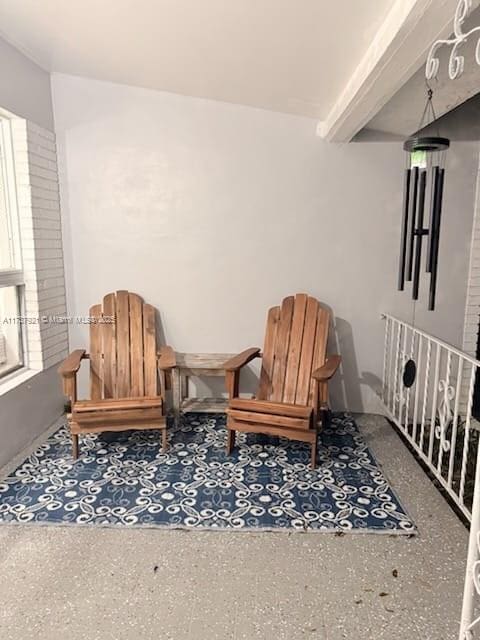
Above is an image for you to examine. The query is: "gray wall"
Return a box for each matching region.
[0,367,64,467]
[0,36,53,130]
[0,36,63,470]
[52,73,479,414]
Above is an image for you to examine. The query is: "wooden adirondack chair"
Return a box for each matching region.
[224,293,341,468]
[58,290,176,458]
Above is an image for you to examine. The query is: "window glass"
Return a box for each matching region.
[0,285,23,377]
[0,117,24,379]
[0,139,14,270]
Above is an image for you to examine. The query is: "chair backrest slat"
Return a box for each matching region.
[258,306,280,400]
[270,295,295,402]
[143,303,157,396]
[88,291,158,400]
[102,292,117,398]
[295,296,319,405]
[283,293,308,404]
[116,290,131,398]
[129,293,145,397]
[89,303,103,400]
[308,306,330,406]
[259,293,330,407]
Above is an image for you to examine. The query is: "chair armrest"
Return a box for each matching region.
[157,345,176,370]
[224,348,261,372]
[312,355,341,382]
[58,349,86,377]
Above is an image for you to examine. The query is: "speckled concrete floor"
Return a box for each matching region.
[0,414,469,640]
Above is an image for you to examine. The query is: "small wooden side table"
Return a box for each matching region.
[171,352,235,422]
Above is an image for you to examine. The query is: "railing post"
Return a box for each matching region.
[459,439,480,639]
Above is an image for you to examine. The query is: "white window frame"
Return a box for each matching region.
[0,114,27,378]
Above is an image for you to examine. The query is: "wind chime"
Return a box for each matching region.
[398,0,480,311]
[396,0,479,396]
[397,89,449,312]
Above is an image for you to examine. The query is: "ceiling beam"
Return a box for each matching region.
[317,0,479,143]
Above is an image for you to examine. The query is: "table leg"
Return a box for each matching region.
[181,375,188,403]
[172,368,181,428]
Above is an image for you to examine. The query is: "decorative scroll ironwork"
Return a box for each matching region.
[381,313,479,520]
[426,0,480,80]
[435,379,455,452]
[381,314,480,640]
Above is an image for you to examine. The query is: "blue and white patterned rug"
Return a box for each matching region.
[0,413,415,533]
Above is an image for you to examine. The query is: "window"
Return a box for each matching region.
[0,115,67,381]
[0,116,25,378]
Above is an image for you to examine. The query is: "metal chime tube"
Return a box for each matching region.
[426,166,440,273]
[413,170,427,300]
[428,168,445,311]
[406,167,419,282]
[398,168,411,291]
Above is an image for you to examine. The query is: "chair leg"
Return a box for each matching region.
[321,408,331,428]
[310,436,317,469]
[226,429,235,455]
[162,427,168,452]
[72,433,79,460]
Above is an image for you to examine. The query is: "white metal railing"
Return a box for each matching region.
[381,314,480,639]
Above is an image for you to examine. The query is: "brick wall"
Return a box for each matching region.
[460,161,480,416]
[10,119,68,371]
[463,163,480,359]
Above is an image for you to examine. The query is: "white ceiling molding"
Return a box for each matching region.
[367,13,480,139]
[318,0,480,143]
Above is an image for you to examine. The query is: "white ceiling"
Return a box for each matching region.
[0,0,396,120]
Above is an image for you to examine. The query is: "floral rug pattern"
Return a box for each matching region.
[0,413,415,533]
